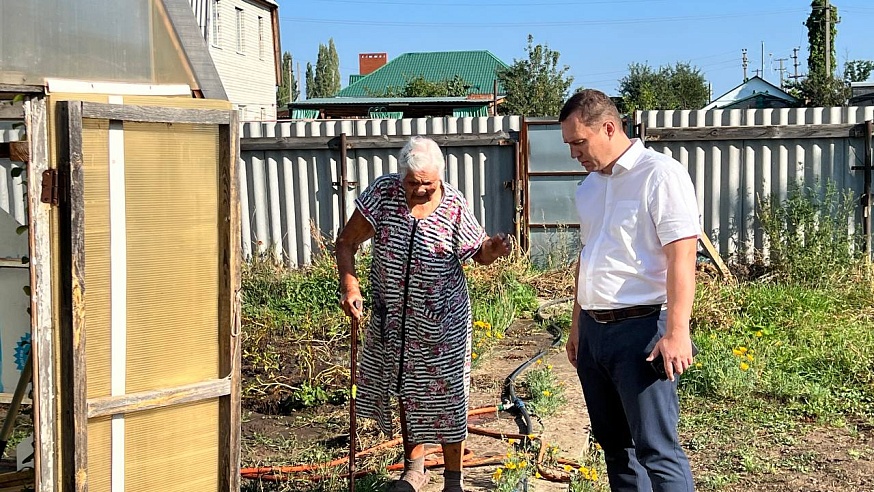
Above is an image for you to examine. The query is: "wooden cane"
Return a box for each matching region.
[349,301,362,492]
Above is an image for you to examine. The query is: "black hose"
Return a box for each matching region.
[498,297,573,492]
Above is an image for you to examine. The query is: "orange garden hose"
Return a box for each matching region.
[240,405,585,483]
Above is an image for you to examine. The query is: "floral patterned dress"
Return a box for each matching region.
[354,174,486,444]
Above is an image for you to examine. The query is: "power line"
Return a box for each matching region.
[280,9,807,28]
[309,0,669,5]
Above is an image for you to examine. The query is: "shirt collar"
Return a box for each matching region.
[612,139,645,174]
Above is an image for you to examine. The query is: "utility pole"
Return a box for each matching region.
[296,61,301,102]
[287,58,293,105]
[825,0,831,77]
[776,58,788,88]
[742,48,749,81]
[761,41,765,80]
[790,47,801,81]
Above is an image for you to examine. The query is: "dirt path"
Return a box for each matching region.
[418,320,590,492]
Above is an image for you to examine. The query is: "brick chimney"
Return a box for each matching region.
[359,53,387,76]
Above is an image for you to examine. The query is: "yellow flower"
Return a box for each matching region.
[590,470,598,481]
[519,461,527,468]
[563,464,573,472]
[472,352,478,360]
[738,346,748,354]
[695,362,702,368]
[542,390,552,397]
[535,471,542,479]
[595,443,602,450]
[536,359,543,365]
[740,362,750,371]
[527,434,536,440]
[495,332,504,339]
[492,468,503,481]
[755,330,764,338]
[546,364,553,370]
[745,354,755,362]
[508,438,518,445]
[506,462,517,470]
[732,348,743,356]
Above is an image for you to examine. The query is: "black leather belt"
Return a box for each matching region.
[584,304,662,324]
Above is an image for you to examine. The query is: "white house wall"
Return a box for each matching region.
[205,0,278,121]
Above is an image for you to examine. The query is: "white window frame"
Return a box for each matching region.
[235,7,245,54]
[210,0,221,47]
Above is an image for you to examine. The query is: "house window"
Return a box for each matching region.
[258,16,265,60]
[210,0,221,47]
[235,7,244,53]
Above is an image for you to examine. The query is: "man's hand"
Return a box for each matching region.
[565,322,579,369]
[646,333,694,382]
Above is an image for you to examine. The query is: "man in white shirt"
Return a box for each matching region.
[560,89,698,492]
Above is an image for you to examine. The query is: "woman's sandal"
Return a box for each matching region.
[386,469,430,492]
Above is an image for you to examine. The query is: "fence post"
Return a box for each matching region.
[865,121,873,259]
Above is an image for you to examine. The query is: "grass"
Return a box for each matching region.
[523,360,567,417]
[241,181,874,490]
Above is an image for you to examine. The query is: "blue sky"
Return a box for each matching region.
[276,0,874,99]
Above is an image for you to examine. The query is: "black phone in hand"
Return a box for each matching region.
[650,343,699,380]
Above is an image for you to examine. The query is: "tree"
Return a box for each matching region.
[844,60,874,83]
[805,0,839,78]
[367,75,471,98]
[310,39,341,98]
[617,62,709,112]
[305,62,315,99]
[496,35,573,117]
[276,51,300,106]
[795,0,848,106]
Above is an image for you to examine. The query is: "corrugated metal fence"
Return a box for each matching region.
[240,116,521,266]
[638,106,874,257]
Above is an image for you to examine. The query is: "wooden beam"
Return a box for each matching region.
[58,100,88,492]
[240,132,516,151]
[80,101,231,125]
[698,229,733,280]
[86,378,232,418]
[26,97,57,492]
[0,84,43,95]
[645,123,867,142]
[9,141,29,163]
[218,110,242,492]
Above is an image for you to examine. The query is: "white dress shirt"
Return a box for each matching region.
[575,139,700,310]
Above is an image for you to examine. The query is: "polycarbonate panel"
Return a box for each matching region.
[0,0,188,86]
[527,175,586,225]
[528,227,581,269]
[125,400,219,492]
[123,122,220,394]
[86,416,112,492]
[82,119,113,400]
[527,124,579,173]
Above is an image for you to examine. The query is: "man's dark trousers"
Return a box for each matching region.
[576,310,694,492]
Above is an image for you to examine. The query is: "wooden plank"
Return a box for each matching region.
[0,258,28,269]
[58,100,88,492]
[0,393,32,405]
[0,468,34,487]
[698,229,733,280]
[80,101,231,125]
[25,97,56,492]
[218,110,242,492]
[0,100,24,120]
[9,141,28,163]
[86,378,232,418]
[240,133,516,151]
[0,84,43,94]
[645,123,863,142]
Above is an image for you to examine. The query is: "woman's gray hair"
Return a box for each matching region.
[398,136,445,179]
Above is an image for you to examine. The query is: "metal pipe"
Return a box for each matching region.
[339,133,348,231]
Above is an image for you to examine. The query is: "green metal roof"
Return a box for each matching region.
[293,96,477,106]
[337,50,509,98]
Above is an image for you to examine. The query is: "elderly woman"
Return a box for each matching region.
[336,136,511,492]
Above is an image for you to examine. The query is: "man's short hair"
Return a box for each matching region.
[559,89,622,127]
